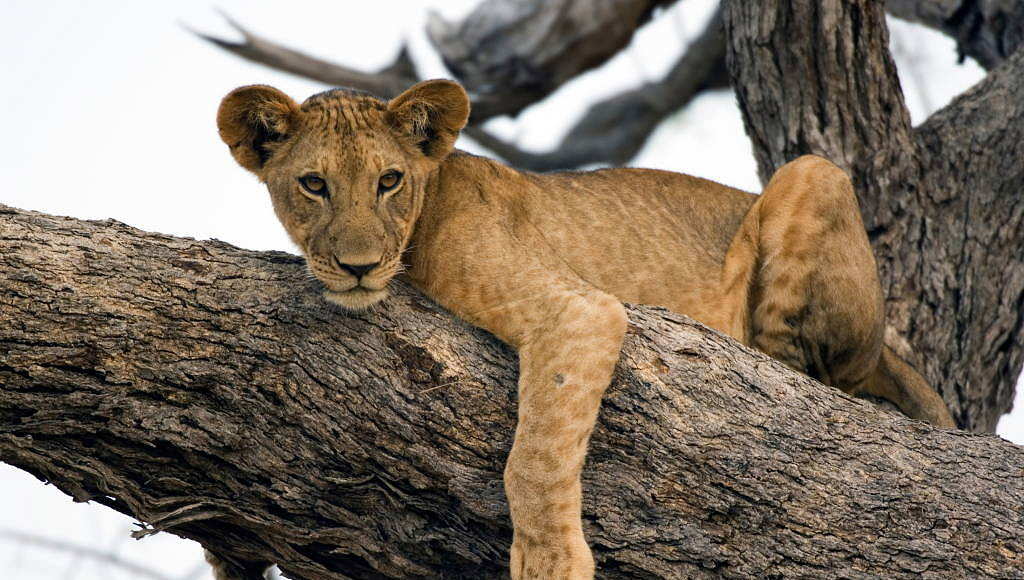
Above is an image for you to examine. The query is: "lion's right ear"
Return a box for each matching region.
[217,85,300,173]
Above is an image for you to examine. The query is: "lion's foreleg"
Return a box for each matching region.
[486,290,626,580]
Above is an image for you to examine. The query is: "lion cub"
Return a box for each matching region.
[214,79,955,579]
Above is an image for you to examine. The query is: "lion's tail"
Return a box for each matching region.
[863,346,957,428]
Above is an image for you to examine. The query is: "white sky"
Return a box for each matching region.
[0,2,1019,579]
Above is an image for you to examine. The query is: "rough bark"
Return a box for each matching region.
[909,47,1024,434]
[3,206,1024,579]
[723,0,1024,433]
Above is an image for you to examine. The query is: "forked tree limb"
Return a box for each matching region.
[2,205,1024,579]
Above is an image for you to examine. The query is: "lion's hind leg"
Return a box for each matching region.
[733,155,884,392]
[720,155,950,427]
[731,155,954,426]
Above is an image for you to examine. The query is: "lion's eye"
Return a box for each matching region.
[298,175,328,197]
[378,170,403,195]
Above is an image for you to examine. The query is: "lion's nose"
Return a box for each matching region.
[334,257,379,279]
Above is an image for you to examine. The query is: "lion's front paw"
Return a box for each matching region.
[509,534,594,580]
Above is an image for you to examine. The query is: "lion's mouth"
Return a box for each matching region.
[323,286,389,310]
[307,260,393,309]
[322,274,389,294]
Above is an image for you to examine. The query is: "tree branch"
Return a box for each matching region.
[466,6,726,171]
[3,205,1024,578]
[191,2,677,124]
[886,0,1024,69]
[907,45,1024,432]
[426,0,678,120]
[186,12,418,100]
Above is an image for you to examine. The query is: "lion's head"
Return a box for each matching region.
[217,80,470,309]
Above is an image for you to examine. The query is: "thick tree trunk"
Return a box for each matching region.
[3,206,1024,579]
[724,0,1024,433]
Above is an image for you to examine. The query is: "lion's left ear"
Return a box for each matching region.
[386,79,470,160]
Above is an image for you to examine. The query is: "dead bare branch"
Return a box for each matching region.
[466,6,726,171]
[186,12,417,99]
[426,0,680,119]
[886,0,1024,69]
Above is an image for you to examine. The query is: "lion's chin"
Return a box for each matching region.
[324,287,389,310]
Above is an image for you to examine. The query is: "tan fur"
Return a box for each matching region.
[216,80,956,579]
